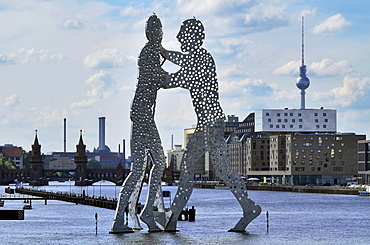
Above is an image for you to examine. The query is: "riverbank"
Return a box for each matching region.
[192,181,365,195]
[247,185,363,195]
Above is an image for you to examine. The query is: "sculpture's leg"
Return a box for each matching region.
[209,121,261,232]
[165,130,205,231]
[110,172,136,233]
[110,135,146,233]
[128,166,146,230]
[139,163,162,232]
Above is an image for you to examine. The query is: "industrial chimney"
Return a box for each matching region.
[63,118,66,152]
[96,117,111,152]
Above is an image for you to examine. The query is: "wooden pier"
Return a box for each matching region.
[14,188,117,209]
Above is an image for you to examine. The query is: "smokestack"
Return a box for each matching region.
[63,118,66,152]
[123,139,126,164]
[171,134,174,149]
[98,117,105,151]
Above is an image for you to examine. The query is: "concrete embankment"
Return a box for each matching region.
[15,188,117,209]
[246,185,361,195]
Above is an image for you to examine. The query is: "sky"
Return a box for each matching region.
[0,0,370,154]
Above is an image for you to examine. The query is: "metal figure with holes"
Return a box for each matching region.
[110,14,167,233]
[161,18,262,232]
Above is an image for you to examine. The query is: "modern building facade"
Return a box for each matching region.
[357,140,370,185]
[0,144,24,169]
[255,108,337,133]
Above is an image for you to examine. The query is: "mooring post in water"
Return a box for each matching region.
[266,211,269,233]
[95,212,98,235]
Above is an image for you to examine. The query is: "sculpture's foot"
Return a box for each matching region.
[164,212,180,232]
[109,225,134,234]
[154,210,172,229]
[230,204,262,232]
[148,227,163,232]
[140,209,162,231]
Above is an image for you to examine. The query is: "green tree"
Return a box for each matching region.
[1,156,16,169]
[87,158,101,169]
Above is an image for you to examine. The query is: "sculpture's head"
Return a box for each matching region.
[176,18,205,52]
[146,14,163,43]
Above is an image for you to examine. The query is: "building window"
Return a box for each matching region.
[299,125,303,128]
[317,167,321,171]
[323,113,326,116]
[311,167,315,171]
[324,119,328,122]
[295,167,305,171]
[314,113,318,116]
[332,161,335,165]
[290,113,293,116]
[323,125,327,128]
[319,161,323,165]
[276,125,279,128]
[341,143,345,146]
[277,113,280,116]
[293,137,296,140]
[303,137,307,140]
[284,119,288,122]
[341,161,344,165]
[299,119,303,122]
[316,125,320,128]
[284,113,288,116]
[333,167,342,171]
[290,125,293,128]
[298,113,302,116]
[268,118,271,122]
[278,119,281,122]
[292,119,295,122]
[315,119,319,123]
[266,113,270,116]
[270,125,273,128]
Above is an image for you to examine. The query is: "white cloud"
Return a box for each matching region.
[61,18,84,29]
[329,75,370,107]
[310,58,354,76]
[120,6,144,17]
[4,94,21,109]
[0,53,16,65]
[83,48,133,69]
[220,79,274,97]
[12,48,64,63]
[243,2,289,30]
[70,70,113,109]
[299,8,317,19]
[312,14,351,35]
[273,60,300,76]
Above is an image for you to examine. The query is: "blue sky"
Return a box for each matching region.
[0,0,369,153]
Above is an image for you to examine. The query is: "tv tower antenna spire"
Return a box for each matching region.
[296,16,310,109]
[301,16,305,66]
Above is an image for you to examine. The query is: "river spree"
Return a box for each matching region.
[1,181,369,244]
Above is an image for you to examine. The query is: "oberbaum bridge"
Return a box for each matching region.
[0,131,133,186]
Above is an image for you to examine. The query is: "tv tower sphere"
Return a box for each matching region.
[296,65,310,90]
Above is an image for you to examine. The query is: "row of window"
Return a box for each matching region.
[293,161,345,165]
[292,136,343,141]
[270,124,328,129]
[268,118,329,123]
[295,167,342,171]
[266,112,328,117]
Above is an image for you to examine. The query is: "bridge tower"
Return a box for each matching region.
[74,130,88,186]
[30,130,47,186]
